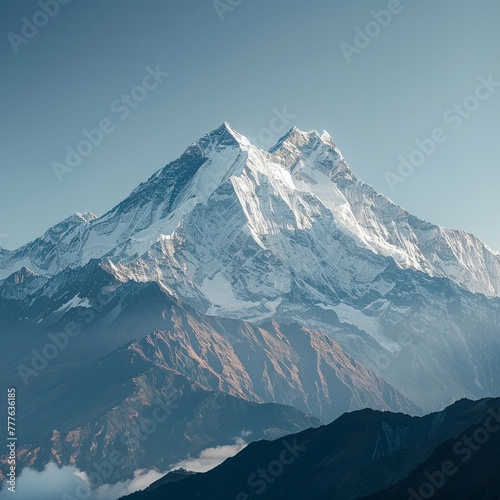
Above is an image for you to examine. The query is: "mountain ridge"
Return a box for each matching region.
[120,397,500,500]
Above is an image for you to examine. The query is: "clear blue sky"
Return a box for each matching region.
[1,0,499,251]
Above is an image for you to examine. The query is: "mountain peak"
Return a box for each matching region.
[269,126,337,154]
[60,212,97,226]
[75,211,97,222]
[194,122,252,153]
[3,266,39,285]
[319,129,335,146]
[267,126,349,182]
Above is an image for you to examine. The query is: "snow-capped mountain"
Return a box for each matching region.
[2,123,500,298]
[1,122,500,492]
[1,122,499,415]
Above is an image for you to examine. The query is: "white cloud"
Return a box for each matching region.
[0,463,163,500]
[0,463,80,500]
[0,433,251,499]
[170,433,250,473]
[91,469,165,499]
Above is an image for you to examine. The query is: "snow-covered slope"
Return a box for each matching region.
[271,127,500,297]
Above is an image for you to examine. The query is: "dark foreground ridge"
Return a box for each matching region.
[121,398,500,500]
